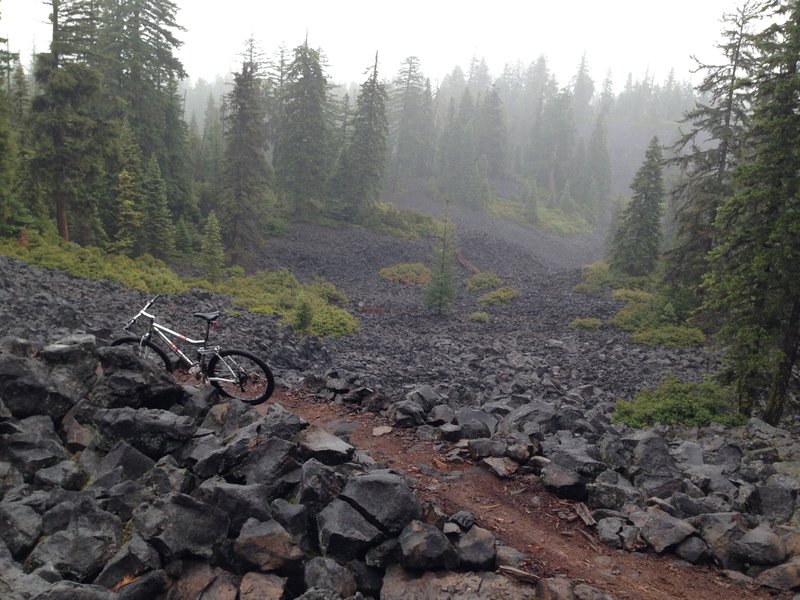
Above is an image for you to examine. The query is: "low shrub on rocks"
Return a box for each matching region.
[632,325,705,348]
[466,272,503,292]
[468,311,490,324]
[569,317,603,331]
[612,375,744,428]
[477,286,520,307]
[378,263,432,285]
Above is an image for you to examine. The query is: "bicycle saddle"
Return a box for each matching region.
[193,311,220,321]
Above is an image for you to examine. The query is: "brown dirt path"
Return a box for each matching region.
[259,390,786,600]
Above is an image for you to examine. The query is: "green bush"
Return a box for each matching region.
[469,311,490,323]
[610,300,662,332]
[631,326,706,348]
[572,261,614,294]
[612,376,745,428]
[466,272,503,292]
[612,288,653,304]
[378,263,432,285]
[485,199,591,236]
[570,317,603,331]
[364,202,439,239]
[477,286,520,307]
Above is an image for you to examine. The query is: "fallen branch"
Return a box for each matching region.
[577,528,601,553]
[575,502,597,527]
[498,565,540,585]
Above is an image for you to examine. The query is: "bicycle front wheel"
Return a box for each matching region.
[207,349,275,405]
[111,336,173,372]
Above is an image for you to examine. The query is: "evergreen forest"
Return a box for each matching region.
[1,0,799,425]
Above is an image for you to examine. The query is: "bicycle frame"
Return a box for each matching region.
[123,295,219,371]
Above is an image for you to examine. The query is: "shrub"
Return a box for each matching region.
[612,376,745,428]
[469,311,490,323]
[364,202,439,239]
[610,300,662,332]
[309,277,349,305]
[378,263,432,285]
[631,326,706,348]
[612,288,653,304]
[570,317,603,331]
[466,272,503,292]
[572,261,614,294]
[477,286,520,307]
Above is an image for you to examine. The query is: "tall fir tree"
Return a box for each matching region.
[275,38,330,218]
[610,137,664,276]
[476,85,507,178]
[665,1,760,313]
[705,0,800,424]
[139,154,175,259]
[425,198,457,315]
[219,41,274,265]
[200,210,225,281]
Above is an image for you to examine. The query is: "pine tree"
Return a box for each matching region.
[705,0,800,424]
[112,169,141,256]
[200,210,225,282]
[0,76,24,236]
[610,137,664,276]
[219,40,274,265]
[476,86,507,178]
[140,154,175,258]
[333,53,388,221]
[664,1,760,311]
[275,38,329,218]
[425,198,457,315]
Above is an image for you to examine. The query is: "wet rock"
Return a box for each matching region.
[586,470,642,511]
[340,471,423,534]
[238,572,287,600]
[754,558,800,591]
[381,564,537,599]
[541,463,587,501]
[317,498,383,561]
[194,477,272,535]
[389,399,426,428]
[398,520,459,571]
[298,458,347,512]
[234,518,304,571]
[406,385,440,413]
[304,556,357,597]
[90,407,197,459]
[0,501,42,557]
[675,536,711,564]
[481,456,519,478]
[455,525,496,570]
[94,533,161,589]
[732,524,787,566]
[629,508,696,553]
[297,426,354,464]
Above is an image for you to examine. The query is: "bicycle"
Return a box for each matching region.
[111,295,275,405]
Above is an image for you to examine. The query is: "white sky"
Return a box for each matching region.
[2,0,745,90]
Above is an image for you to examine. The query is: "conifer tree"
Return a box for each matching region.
[112,169,141,256]
[200,210,225,282]
[705,0,800,424]
[275,38,329,218]
[219,40,274,265]
[610,137,664,276]
[425,198,457,315]
[140,154,175,258]
[476,86,507,178]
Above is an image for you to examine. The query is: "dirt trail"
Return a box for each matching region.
[260,390,781,600]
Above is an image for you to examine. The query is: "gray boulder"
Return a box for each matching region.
[94,532,161,589]
[586,469,642,511]
[732,524,787,566]
[629,507,696,553]
[0,501,42,557]
[398,520,459,570]
[298,458,347,511]
[194,477,272,535]
[304,556,357,597]
[90,407,196,459]
[340,471,423,534]
[455,525,496,570]
[317,498,383,561]
[297,426,354,464]
[541,463,587,501]
[234,518,304,571]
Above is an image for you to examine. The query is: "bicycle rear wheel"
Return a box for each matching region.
[111,336,173,372]
[207,349,275,405]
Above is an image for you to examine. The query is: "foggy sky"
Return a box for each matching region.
[2,0,745,88]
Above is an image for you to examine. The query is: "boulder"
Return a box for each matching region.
[297,426,354,464]
[754,559,800,591]
[317,498,383,561]
[194,477,272,535]
[340,471,423,534]
[238,572,288,600]
[398,520,459,571]
[732,524,787,566]
[629,508,696,553]
[304,556,357,597]
[90,407,197,459]
[455,525,496,570]
[381,564,537,599]
[298,458,347,511]
[541,463,587,501]
[234,518,304,571]
[586,470,642,511]
[94,532,161,589]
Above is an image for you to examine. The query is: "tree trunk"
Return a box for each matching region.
[763,297,800,425]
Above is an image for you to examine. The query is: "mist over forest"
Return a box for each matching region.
[0,0,799,426]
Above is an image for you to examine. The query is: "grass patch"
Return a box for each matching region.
[570,317,603,331]
[364,202,439,239]
[612,288,654,304]
[469,311,491,323]
[612,375,745,428]
[477,286,520,307]
[466,272,503,292]
[572,261,614,294]
[486,198,591,236]
[631,326,705,348]
[378,263,432,285]
[1,232,358,338]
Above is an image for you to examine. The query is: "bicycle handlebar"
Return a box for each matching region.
[123,295,161,331]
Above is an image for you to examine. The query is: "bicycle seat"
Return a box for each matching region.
[193,311,220,322]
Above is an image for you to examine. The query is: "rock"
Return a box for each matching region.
[372,425,393,437]
[132,493,228,561]
[630,431,682,498]
[750,481,798,523]
[495,545,529,569]
[481,456,519,478]
[596,518,624,549]
[534,576,575,599]
[340,471,423,534]
[573,583,615,600]
[455,525,496,570]
[270,498,314,552]
[754,558,800,591]
[389,399,426,428]
[546,440,606,479]
[675,536,711,564]
[238,572,288,600]
[4,415,69,478]
[297,426,354,464]
[381,564,538,599]
[94,533,161,588]
[94,440,156,482]
[670,441,704,471]
[732,524,787,565]
[165,562,238,600]
[298,458,347,511]
[586,470,642,511]
[399,520,459,570]
[31,581,114,600]
[90,407,197,459]
[317,498,383,561]
[91,346,183,409]
[0,502,42,557]
[541,463,587,501]
[629,508,696,553]
[450,511,477,531]
[689,512,753,570]
[116,569,169,600]
[406,385,440,413]
[456,408,498,436]
[194,477,272,535]
[304,556,357,597]
[427,404,455,426]
[234,518,304,570]
[234,435,299,492]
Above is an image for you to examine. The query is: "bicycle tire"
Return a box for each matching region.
[207,348,275,405]
[111,337,173,372]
